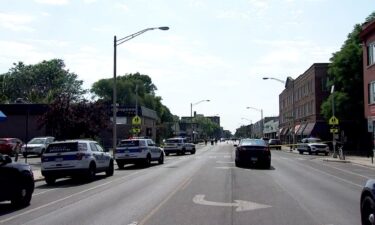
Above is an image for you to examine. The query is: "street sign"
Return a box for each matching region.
[132,116,142,125]
[132,128,141,133]
[329,116,339,125]
[330,128,339,133]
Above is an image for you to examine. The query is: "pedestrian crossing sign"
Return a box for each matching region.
[329,116,339,125]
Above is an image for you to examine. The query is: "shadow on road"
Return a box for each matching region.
[37,174,110,189]
[0,202,31,217]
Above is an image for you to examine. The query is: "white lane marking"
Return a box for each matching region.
[127,222,138,225]
[215,166,236,169]
[0,170,145,224]
[224,155,231,158]
[297,162,362,188]
[318,161,372,179]
[216,161,234,164]
[33,188,57,196]
[192,195,271,212]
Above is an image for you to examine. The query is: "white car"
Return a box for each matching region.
[41,140,114,185]
[297,138,329,155]
[163,137,196,156]
[115,138,164,169]
[21,136,55,157]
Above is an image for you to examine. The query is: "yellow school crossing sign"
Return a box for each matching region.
[329,116,339,125]
[132,116,142,125]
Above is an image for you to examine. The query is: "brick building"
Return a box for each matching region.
[361,19,375,139]
[279,63,330,144]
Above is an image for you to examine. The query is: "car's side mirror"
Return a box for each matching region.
[234,144,238,147]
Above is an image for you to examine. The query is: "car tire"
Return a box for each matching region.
[117,161,125,170]
[158,154,164,164]
[87,163,96,181]
[23,152,27,158]
[191,150,196,154]
[144,155,151,167]
[45,176,56,185]
[235,160,241,167]
[308,150,312,155]
[298,151,303,154]
[325,152,328,156]
[361,195,375,225]
[264,161,271,169]
[165,152,169,156]
[11,179,33,207]
[106,160,114,176]
[181,148,186,155]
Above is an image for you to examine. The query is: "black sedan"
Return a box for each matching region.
[234,139,271,169]
[361,179,375,225]
[0,154,34,207]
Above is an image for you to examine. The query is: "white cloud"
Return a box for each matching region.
[116,3,129,11]
[248,0,269,10]
[34,0,69,5]
[0,12,35,32]
[217,10,250,20]
[83,0,97,3]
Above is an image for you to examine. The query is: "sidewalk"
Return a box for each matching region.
[279,146,375,168]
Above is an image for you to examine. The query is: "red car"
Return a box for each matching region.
[0,138,23,156]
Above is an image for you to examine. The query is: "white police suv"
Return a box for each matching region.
[115,138,164,169]
[41,140,114,185]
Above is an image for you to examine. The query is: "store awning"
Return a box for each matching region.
[296,123,307,135]
[279,128,284,135]
[0,111,6,122]
[281,128,290,136]
[294,124,301,134]
[302,123,316,136]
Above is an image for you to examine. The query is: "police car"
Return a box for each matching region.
[115,138,164,169]
[41,140,114,185]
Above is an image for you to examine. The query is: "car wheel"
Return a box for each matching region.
[144,155,151,167]
[23,152,27,158]
[117,161,125,170]
[264,160,271,169]
[325,152,328,156]
[158,154,164,164]
[11,180,33,207]
[361,195,375,225]
[235,160,241,167]
[165,152,169,156]
[87,163,96,181]
[191,150,196,154]
[106,160,114,176]
[181,148,186,155]
[308,150,312,155]
[45,176,56,185]
[298,151,303,154]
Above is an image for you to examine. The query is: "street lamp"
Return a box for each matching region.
[113,26,169,155]
[246,106,263,138]
[190,99,210,142]
[263,76,295,149]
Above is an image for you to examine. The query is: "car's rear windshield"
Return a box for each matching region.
[118,140,139,147]
[45,142,79,153]
[166,139,182,143]
[240,139,267,146]
[28,138,46,144]
[307,138,322,143]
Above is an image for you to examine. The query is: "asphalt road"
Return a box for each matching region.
[0,142,372,225]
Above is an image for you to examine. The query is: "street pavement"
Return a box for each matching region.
[0,142,373,225]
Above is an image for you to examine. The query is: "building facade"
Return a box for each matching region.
[361,19,375,141]
[279,63,330,144]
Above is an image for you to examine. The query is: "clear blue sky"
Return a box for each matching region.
[1,0,373,133]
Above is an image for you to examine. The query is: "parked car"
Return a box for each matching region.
[0,153,34,207]
[234,139,271,169]
[360,179,375,225]
[41,140,114,185]
[21,136,55,157]
[268,139,282,150]
[297,137,329,155]
[115,138,164,169]
[0,138,23,156]
[163,137,196,156]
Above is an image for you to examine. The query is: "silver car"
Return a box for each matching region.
[21,136,55,157]
[297,137,329,155]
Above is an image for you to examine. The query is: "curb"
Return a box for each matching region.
[34,177,45,182]
[322,159,351,163]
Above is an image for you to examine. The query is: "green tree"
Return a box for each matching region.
[193,116,220,138]
[0,59,85,103]
[38,97,109,140]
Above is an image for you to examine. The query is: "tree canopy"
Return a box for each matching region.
[0,59,85,103]
[91,72,174,123]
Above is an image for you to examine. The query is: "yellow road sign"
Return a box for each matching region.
[329,116,339,125]
[132,116,142,125]
[132,128,141,133]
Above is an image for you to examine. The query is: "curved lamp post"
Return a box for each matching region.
[246,106,264,138]
[113,26,169,155]
[190,99,210,142]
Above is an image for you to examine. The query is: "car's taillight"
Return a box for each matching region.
[76,153,85,160]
